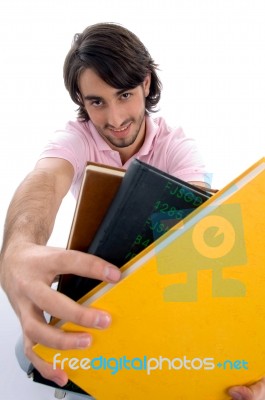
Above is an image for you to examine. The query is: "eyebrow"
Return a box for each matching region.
[83,88,130,101]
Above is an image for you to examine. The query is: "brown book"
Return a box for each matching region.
[57,162,125,298]
[67,162,125,251]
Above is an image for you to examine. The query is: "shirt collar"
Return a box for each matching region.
[88,120,113,151]
[139,116,159,156]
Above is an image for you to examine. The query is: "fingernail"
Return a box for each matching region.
[76,335,92,348]
[229,391,244,400]
[104,266,121,282]
[94,313,111,329]
[54,377,67,387]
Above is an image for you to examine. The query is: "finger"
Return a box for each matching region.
[24,315,93,351]
[228,378,265,400]
[48,249,121,282]
[21,305,94,352]
[24,336,68,387]
[228,386,253,400]
[26,283,112,328]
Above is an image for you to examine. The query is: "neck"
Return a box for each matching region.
[119,123,146,164]
[118,139,144,164]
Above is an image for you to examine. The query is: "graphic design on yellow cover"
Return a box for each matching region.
[34,158,265,400]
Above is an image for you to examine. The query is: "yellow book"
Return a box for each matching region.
[34,158,265,400]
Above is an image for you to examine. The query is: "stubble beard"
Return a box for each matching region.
[96,110,146,149]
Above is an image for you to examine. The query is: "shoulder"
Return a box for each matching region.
[39,120,92,191]
[147,117,187,153]
[65,119,89,132]
[149,116,185,140]
[64,119,91,141]
[147,116,210,185]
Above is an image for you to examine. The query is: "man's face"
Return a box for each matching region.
[78,68,151,151]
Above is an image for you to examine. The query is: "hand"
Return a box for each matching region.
[0,242,121,387]
[228,378,265,400]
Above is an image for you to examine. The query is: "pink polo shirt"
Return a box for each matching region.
[39,116,210,199]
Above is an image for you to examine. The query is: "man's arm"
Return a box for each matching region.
[0,158,121,386]
[1,158,73,249]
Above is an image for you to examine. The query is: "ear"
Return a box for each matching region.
[143,73,151,97]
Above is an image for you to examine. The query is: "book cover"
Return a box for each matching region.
[57,162,125,301]
[67,162,125,253]
[34,158,265,400]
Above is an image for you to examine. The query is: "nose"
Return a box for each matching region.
[105,103,125,128]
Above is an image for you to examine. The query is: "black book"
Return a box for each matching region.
[62,159,212,301]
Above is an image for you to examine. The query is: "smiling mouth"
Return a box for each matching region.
[108,123,132,137]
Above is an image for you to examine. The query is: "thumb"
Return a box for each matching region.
[228,386,253,400]
[228,378,265,400]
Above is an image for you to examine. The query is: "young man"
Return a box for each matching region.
[0,23,262,400]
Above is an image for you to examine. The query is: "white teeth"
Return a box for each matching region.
[111,124,130,132]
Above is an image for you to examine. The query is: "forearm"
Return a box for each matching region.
[1,169,61,252]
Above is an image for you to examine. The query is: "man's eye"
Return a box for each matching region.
[121,93,131,99]
[91,100,102,107]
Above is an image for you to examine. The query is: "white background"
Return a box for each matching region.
[0,1,264,399]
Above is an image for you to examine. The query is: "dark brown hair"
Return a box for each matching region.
[63,22,162,121]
